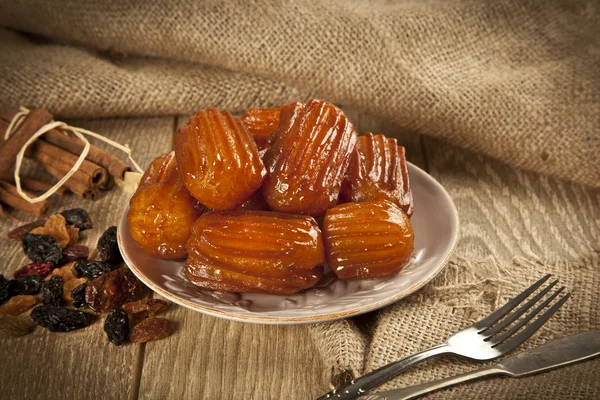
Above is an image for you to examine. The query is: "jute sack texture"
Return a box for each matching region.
[0,0,598,188]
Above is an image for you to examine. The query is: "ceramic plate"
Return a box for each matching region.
[118,162,459,324]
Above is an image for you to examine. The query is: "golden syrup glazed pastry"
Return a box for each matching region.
[174,108,266,210]
[262,99,357,216]
[128,151,205,259]
[239,108,281,153]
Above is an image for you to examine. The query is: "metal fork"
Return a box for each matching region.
[317,274,570,400]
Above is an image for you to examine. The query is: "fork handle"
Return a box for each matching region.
[316,344,450,400]
[376,366,508,400]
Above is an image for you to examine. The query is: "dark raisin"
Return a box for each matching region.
[86,267,150,313]
[7,219,47,240]
[104,307,129,345]
[97,226,122,266]
[13,261,56,279]
[30,305,94,332]
[41,275,64,307]
[9,275,44,296]
[74,260,112,280]
[0,274,11,305]
[22,233,62,263]
[60,208,93,231]
[71,283,88,308]
[60,245,89,265]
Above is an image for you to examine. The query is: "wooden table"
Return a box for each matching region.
[1,110,598,400]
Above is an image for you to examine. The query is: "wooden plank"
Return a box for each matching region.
[0,117,175,400]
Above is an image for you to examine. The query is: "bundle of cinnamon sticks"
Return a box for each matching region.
[0,108,131,218]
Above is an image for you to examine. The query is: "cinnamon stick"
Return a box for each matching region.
[1,110,131,180]
[42,129,131,180]
[0,170,67,195]
[43,164,101,200]
[0,181,51,217]
[0,202,19,222]
[26,140,109,188]
[0,109,53,173]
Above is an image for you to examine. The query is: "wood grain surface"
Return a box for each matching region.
[1,111,596,400]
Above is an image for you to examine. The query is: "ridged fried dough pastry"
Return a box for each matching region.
[262,99,357,216]
[174,109,266,210]
[239,108,281,152]
[323,200,414,280]
[128,151,205,259]
[341,133,413,216]
[186,210,325,294]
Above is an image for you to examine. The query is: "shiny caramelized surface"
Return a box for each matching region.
[341,133,413,216]
[186,210,325,294]
[262,99,357,216]
[239,108,281,152]
[174,108,266,210]
[128,151,204,259]
[323,200,414,280]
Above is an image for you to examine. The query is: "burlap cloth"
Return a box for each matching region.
[0,1,598,398]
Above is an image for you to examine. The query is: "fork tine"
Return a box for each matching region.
[474,274,552,330]
[488,286,565,345]
[492,292,571,354]
[481,279,559,338]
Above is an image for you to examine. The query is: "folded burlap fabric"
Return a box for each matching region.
[0,0,598,188]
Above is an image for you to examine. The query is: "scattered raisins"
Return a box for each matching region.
[74,260,112,280]
[41,276,64,307]
[13,261,55,279]
[0,275,11,305]
[0,295,37,316]
[31,305,94,332]
[130,317,171,343]
[86,267,149,313]
[123,299,168,319]
[7,219,47,240]
[104,307,129,345]
[60,208,93,231]
[60,245,89,265]
[9,275,44,296]
[97,226,122,266]
[22,233,62,263]
[71,283,88,308]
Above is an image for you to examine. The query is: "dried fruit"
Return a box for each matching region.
[41,275,64,307]
[9,275,44,295]
[60,208,93,231]
[128,151,205,259]
[130,317,171,343]
[98,226,122,266]
[50,262,78,281]
[104,307,129,345]
[30,214,71,248]
[66,225,80,246]
[0,315,34,337]
[341,133,413,216]
[71,283,88,308]
[22,233,62,263]
[322,200,414,280]
[123,298,168,321]
[174,109,267,210]
[31,305,94,332]
[186,210,325,295]
[13,261,55,279]
[239,108,281,152]
[75,260,112,280]
[60,245,89,265]
[0,295,38,316]
[63,278,87,302]
[262,99,357,216]
[7,219,46,240]
[85,267,150,313]
[0,275,10,305]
